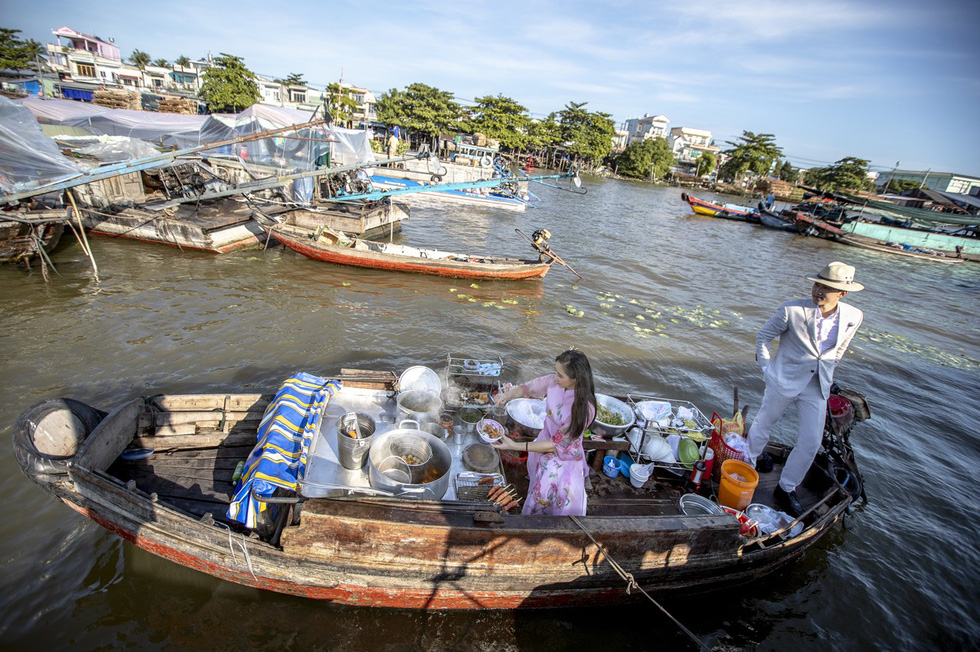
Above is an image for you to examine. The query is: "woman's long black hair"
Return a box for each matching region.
[555,350,596,439]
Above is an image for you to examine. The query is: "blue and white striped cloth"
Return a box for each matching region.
[227,372,341,528]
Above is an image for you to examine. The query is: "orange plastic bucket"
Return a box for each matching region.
[718,459,759,510]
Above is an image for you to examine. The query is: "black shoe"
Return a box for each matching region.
[756,452,774,473]
[774,485,803,517]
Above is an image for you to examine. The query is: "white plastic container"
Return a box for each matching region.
[630,463,652,488]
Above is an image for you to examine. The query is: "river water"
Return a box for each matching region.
[1,178,977,650]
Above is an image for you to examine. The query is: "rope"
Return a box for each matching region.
[569,515,710,651]
[214,521,258,581]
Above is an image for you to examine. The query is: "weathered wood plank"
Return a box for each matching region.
[76,399,142,471]
[133,431,257,449]
[148,394,271,412]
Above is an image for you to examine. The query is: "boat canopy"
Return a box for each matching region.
[15,96,374,172]
[0,97,85,194]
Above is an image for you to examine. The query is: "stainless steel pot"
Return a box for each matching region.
[396,389,443,424]
[367,422,452,500]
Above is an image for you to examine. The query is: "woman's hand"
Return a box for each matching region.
[493,383,520,404]
[491,437,521,451]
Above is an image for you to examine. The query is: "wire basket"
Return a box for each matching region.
[453,471,504,501]
[444,354,503,409]
[709,430,748,481]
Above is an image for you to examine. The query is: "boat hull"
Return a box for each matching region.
[681,193,759,222]
[0,214,66,263]
[271,226,551,281]
[841,220,979,259]
[80,203,266,253]
[13,387,860,610]
[370,174,528,212]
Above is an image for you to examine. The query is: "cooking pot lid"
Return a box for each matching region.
[399,366,441,394]
[462,443,500,473]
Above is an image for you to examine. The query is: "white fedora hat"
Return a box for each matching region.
[806,261,864,292]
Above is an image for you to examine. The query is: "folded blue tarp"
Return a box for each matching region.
[228,372,341,528]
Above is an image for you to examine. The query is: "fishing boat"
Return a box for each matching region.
[681,192,760,223]
[269,222,553,281]
[840,220,978,262]
[758,207,798,232]
[788,211,966,264]
[13,366,868,609]
[368,173,531,212]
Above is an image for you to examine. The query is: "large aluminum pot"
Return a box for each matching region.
[367,422,452,500]
[505,398,546,437]
[396,389,443,424]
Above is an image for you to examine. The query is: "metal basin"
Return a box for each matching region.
[396,389,443,424]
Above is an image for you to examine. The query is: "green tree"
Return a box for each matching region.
[0,28,43,70]
[695,151,716,178]
[468,94,531,151]
[806,157,872,192]
[779,160,796,182]
[883,178,920,194]
[152,58,168,68]
[614,137,674,179]
[719,131,783,182]
[376,83,462,150]
[556,101,615,169]
[325,82,359,126]
[199,53,260,113]
[174,55,191,68]
[129,49,151,69]
[275,72,306,86]
[526,115,562,152]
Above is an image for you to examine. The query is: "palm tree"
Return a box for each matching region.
[129,49,151,69]
[174,55,191,68]
[152,58,168,68]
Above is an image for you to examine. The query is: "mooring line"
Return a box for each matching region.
[569,515,710,651]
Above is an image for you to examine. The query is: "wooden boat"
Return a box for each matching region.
[758,207,798,232]
[78,198,267,254]
[840,220,979,262]
[681,192,760,223]
[0,211,66,263]
[788,211,966,264]
[269,220,554,281]
[368,174,530,212]
[13,368,868,609]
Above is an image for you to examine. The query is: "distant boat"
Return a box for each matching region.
[681,193,759,223]
[369,174,530,212]
[269,220,554,281]
[787,211,966,264]
[840,220,978,262]
[758,207,798,232]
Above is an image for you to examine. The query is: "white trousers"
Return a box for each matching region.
[746,375,827,493]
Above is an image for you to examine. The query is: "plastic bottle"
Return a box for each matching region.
[232,461,245,484]
[703,447,715,480]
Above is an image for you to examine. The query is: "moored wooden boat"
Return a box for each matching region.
[369,173,530,212]
[681,192,760,223]
[758,207,798,232]
[13,368,868,609]
[269,220,553,281]
[0,211,66,263]
[79,199,268,253]
[788,211,966,264]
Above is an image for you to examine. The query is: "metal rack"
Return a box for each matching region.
[443,354,503,409]
[453,471,504,502]
[624,394,714,473]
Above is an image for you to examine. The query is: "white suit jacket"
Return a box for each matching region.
[756,299,863,399]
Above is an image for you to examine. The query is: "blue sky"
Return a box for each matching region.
[6,0,979,176]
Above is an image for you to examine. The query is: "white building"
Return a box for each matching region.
[669,126,719,166]
[623,114,670,146]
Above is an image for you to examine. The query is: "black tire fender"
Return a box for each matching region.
[12,398,107,478]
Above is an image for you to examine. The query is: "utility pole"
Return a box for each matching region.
[919,168,931,189]
[883,161,900,194]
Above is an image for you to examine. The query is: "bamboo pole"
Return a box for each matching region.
[66,192,99,281]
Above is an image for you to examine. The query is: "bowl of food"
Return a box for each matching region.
[477,418,505,444]
[592,394,636,437]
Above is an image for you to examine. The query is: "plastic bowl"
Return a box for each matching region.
[477,418,505,444]
[678,438,699,468]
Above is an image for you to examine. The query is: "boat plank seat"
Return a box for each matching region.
[584,439,630,472]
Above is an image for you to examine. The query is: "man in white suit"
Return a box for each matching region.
[746,262,865,517]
